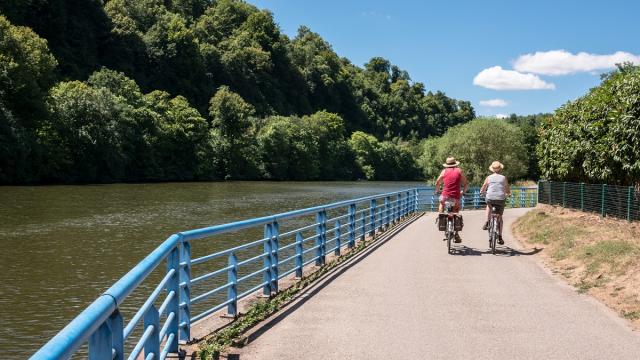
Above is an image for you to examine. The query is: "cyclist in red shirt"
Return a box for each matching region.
[434,157,469,242]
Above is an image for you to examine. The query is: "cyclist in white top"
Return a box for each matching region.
[480,161,511,244]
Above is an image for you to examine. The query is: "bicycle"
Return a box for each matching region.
[487,204,500,254]
[485,196,509,254]
[441,199,457,254]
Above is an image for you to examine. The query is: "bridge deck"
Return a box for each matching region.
[233,209,640,359]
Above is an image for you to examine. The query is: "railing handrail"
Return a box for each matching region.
[30,188,419,359]
[30,233,181,359]
[180,188,417,241]
[30,185,539,359]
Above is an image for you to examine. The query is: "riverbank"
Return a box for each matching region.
[513,205,640,328]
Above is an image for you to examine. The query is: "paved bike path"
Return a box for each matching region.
[236,209,640,359]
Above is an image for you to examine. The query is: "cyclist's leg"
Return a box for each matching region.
[483,203,491,229]
[453,198,461,212]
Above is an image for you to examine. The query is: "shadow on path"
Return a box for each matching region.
[449,244,542,257]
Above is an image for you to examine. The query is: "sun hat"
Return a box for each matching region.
[489,161,504,172]
[442,157,460,168]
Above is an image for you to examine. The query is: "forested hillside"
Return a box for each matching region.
[0,0,474,184]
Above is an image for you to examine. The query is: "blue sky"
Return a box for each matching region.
[246,0,640,116]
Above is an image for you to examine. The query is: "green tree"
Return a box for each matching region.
[0,15,57,125]
[144,12,208,110]
[537,64,640,185]
[0,15,57,183]
[419,118,529,185]
[208,86,259,179]
[144,91,210,180]
[257,115,320,180]
[348,131,380,180]
[302,111,355,179]
[42,81,135,182]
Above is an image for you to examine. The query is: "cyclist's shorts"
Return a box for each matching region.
[439,196,460,211]
[487,199,505,215]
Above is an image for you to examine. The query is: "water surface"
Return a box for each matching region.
[0,181,422,358]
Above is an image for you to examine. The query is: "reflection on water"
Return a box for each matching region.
[0,181,422,358]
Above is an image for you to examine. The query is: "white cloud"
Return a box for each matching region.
[513,50,640,76]
[473,66,555,90]
[495,114,508,119]
[479,99,508,107]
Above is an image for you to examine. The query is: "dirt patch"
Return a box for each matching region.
[513,204,640,328]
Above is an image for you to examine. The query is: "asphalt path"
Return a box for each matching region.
[235,209,640,359]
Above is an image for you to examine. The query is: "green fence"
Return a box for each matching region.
[538,180,640,221]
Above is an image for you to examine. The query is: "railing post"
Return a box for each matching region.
[549,181,553,204]
[88,316,114,360]
[316,210,326,266]
[295,232,303,278]
[369,199,376,237]
[111,310,123,360]
[562,182,566,207]
[348,204,356,248]
[530,188,535,207]
[360,212,366,240]
[385,196,391,228]
[394,194,399,222]
[461,191,465,210]
[263,224,273,295]
[520,188,525,207]
[473,189,479,209]
[406,191,411,216]
[580,182,585,211]
[143,305,160,360]
[627,186,633,222]
[270,221,279,293]
[227,253,238,316]
[334,220,341,256]
[601,184,607,217]
[166,246,180,352]
[178,236,191,342]
[430,193,434,212]
[413,189,418,212]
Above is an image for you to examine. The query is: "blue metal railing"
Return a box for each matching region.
[30,186,537,359]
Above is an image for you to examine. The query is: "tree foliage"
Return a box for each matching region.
[0,1,477,184]
[418,118,529,185]
[537,64,640,185]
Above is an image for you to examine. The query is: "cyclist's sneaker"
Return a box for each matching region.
[498,235,504,245]
[482,221,488,230]
[454,232,462,243]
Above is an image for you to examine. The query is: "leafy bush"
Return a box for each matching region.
[537,64,640,185]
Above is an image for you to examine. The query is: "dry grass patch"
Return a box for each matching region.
[514,205,640,328]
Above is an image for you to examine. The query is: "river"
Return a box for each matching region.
[0,181,424,359]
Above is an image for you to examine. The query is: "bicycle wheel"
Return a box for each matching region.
[490,219,497,254]
[447,220,453,253]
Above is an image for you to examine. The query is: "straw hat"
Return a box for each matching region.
[443,157,460,168]
[489,161,504,172]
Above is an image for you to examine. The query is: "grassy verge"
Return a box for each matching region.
[514,205,640,327]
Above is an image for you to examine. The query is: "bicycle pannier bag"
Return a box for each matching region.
[437,213,447,231]
[454,215,464,231]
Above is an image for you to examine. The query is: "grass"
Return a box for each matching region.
[622,311,640,320]
[513,205,640,328]
[580,240,639,275]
